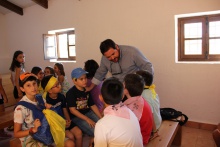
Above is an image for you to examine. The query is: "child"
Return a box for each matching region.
[44,66,56,77]
[31,66,45,95]
[0,74,12,138]
[136,70,162,138]
[66,67,102,147]
[54,63,70,96]
[41,75,83,147]
[84,59,104,112]
[14,72,74,147]
[123,74,153,146]
[94,77,143,147]
[9,50,25,102]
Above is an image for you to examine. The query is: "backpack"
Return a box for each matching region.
[160,107,188,126]
[16,95,54,145]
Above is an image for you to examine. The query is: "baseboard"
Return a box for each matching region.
[185,121,217,131]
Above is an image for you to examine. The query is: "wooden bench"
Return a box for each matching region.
[146,117,182,147]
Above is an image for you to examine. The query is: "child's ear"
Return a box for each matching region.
[20,87,25,92]
[48,89,53,94]
[124,88,128,95]
[99,94,104,103]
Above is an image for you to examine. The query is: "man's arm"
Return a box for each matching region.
[133,48,154,75]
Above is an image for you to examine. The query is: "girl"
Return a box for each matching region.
[84,59,104,112]
[54,63,70,96]
[44,66,56,77]
[9,50,25,102]
[31,66,44,95]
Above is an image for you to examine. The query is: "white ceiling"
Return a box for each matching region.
[0,0,36,15]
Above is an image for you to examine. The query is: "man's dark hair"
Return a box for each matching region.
[136,70,153,86]
[100,39,116,55]
[19,76,38,87]
[41,75,54,90]
[84,59,99,79]
[124,74,144,97]
[101,77,123,105]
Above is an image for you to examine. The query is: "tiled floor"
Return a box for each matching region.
[172,126,217,147]
[0,126,217,147]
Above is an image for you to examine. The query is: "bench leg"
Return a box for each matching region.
[172,125,182,146]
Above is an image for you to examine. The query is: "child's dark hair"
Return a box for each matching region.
[101,77,123,105]
[124,74,145,97]
[136,70,153,86]
[45,66,56,77]
[31,66,42,75]
[9,50,24,72]
[19,76,37,87]
[41,75,54,90]
[84,59,99,79]
[55,63,65,76]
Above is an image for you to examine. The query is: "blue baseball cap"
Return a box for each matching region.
[71,67,88,79]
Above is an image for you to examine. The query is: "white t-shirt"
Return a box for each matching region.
[142,89,162,130]
[94,108,143,147]
[14,95,38,143]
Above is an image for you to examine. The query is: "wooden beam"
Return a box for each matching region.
[32,0,48,9]
[0,0,23,15]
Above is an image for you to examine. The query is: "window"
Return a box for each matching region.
[43,29,76,61]
[178,14,220,61]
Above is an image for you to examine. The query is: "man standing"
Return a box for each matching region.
[87,39,154,91]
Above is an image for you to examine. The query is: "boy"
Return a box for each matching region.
[136,70,162,139]
[94,77,143,147]
[41,75,83,147]
[123,74,153,146]
[66,68,102,147]
[14,72,74,147]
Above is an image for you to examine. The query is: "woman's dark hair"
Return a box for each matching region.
[100,39,116,55]
[31,66,42,75]
[45,66,56,77]
[101,77,123,105]
[124,74,144,97]
[41,75,54,90]
[9,50,24,71]
[55,63,65,76]
[136,70,153,86]
[84,59,99,79]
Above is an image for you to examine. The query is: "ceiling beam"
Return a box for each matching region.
[32,0,48,9]
[0,0,23,15]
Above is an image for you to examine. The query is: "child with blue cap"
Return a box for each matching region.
[66,67,102,147]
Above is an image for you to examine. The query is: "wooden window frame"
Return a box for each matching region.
[43,30,76,61]
[178,14,220,61]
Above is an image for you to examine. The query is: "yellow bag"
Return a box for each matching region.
[43,109,66,147]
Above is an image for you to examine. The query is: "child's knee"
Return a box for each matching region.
[65,139,75,147]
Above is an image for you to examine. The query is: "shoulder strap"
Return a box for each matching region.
[17,101,37,111]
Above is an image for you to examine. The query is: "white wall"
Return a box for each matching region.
[0,13,10,73]
[1,0,220,124]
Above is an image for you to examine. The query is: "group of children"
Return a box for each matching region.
[2,50,162,147]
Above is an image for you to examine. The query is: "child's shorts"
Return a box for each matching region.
[66,121,77,130]
[13,86,25,99]
[0,94,3,104]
